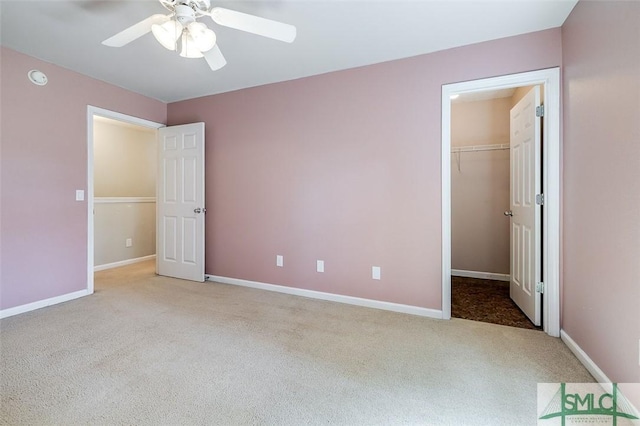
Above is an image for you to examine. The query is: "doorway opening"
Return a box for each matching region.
[441,69,561,337]
[86,106,164,294]
[450,85,542,330]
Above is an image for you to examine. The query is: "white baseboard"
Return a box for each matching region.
[206,275,443,320]
[94,254,156,272]
[0,289,90,319]
[451,269,510,282]
[560,329,611,383]
[561,330,640,417]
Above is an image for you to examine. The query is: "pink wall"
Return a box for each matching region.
[562,1,640,382]
[168,29,562,310]
[0,47,166,310]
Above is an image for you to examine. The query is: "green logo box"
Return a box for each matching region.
[538,383,640,425]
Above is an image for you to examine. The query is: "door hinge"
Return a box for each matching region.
[536,194,544,205]
[536,282,545,294]
[536,105,544,117]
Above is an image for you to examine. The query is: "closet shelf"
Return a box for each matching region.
[451,143,510,153]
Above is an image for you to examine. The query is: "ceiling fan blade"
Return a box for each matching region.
[209,7,296,43]
[102,14,170,47]
[202,45,227,71]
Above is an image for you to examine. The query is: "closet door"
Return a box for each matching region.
[509,86,541,326]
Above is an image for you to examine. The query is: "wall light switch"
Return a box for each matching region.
[317,260,324,273]
[126,238,132,248]
[75,190,84,201]
[276,255,284,267]
[372,266,381,280]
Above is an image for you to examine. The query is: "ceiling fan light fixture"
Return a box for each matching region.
[180,32,204,58]
[151,20,183,51]
[187,22,216,53]
[102,0,297,72]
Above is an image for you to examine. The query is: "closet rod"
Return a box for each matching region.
[451,143,510,153]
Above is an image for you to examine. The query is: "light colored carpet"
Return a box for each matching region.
[1,260,593,425]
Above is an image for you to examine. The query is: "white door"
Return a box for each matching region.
[509,87,541,326]
[157,123,205,282]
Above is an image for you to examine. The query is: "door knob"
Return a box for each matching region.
[194,207,202,214]
[504,210,513,217]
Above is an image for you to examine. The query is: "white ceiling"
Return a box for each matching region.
[0,0,578,103]
[454,88,517,103]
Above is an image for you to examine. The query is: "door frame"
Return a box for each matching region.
[441,68,560,337]
[86,106,164,294]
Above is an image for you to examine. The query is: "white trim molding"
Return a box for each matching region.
[0,289,89,319]
[560,330,611,384]
[560,331,639,418]
[94,254,156,272]
[441,68,561,338]
[94,197,156,204]
[206,275,443,320]
[451,269,510,282]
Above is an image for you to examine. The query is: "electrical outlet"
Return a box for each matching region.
[372,266,381,280]
[276,255,283,267]
[317,260,324,273]
[125,238,132,248]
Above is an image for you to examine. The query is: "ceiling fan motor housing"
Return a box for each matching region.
[175,4,196,25]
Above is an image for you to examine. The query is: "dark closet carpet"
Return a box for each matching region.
[451,276,541,330]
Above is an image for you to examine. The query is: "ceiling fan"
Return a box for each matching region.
[102,0,297,71]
